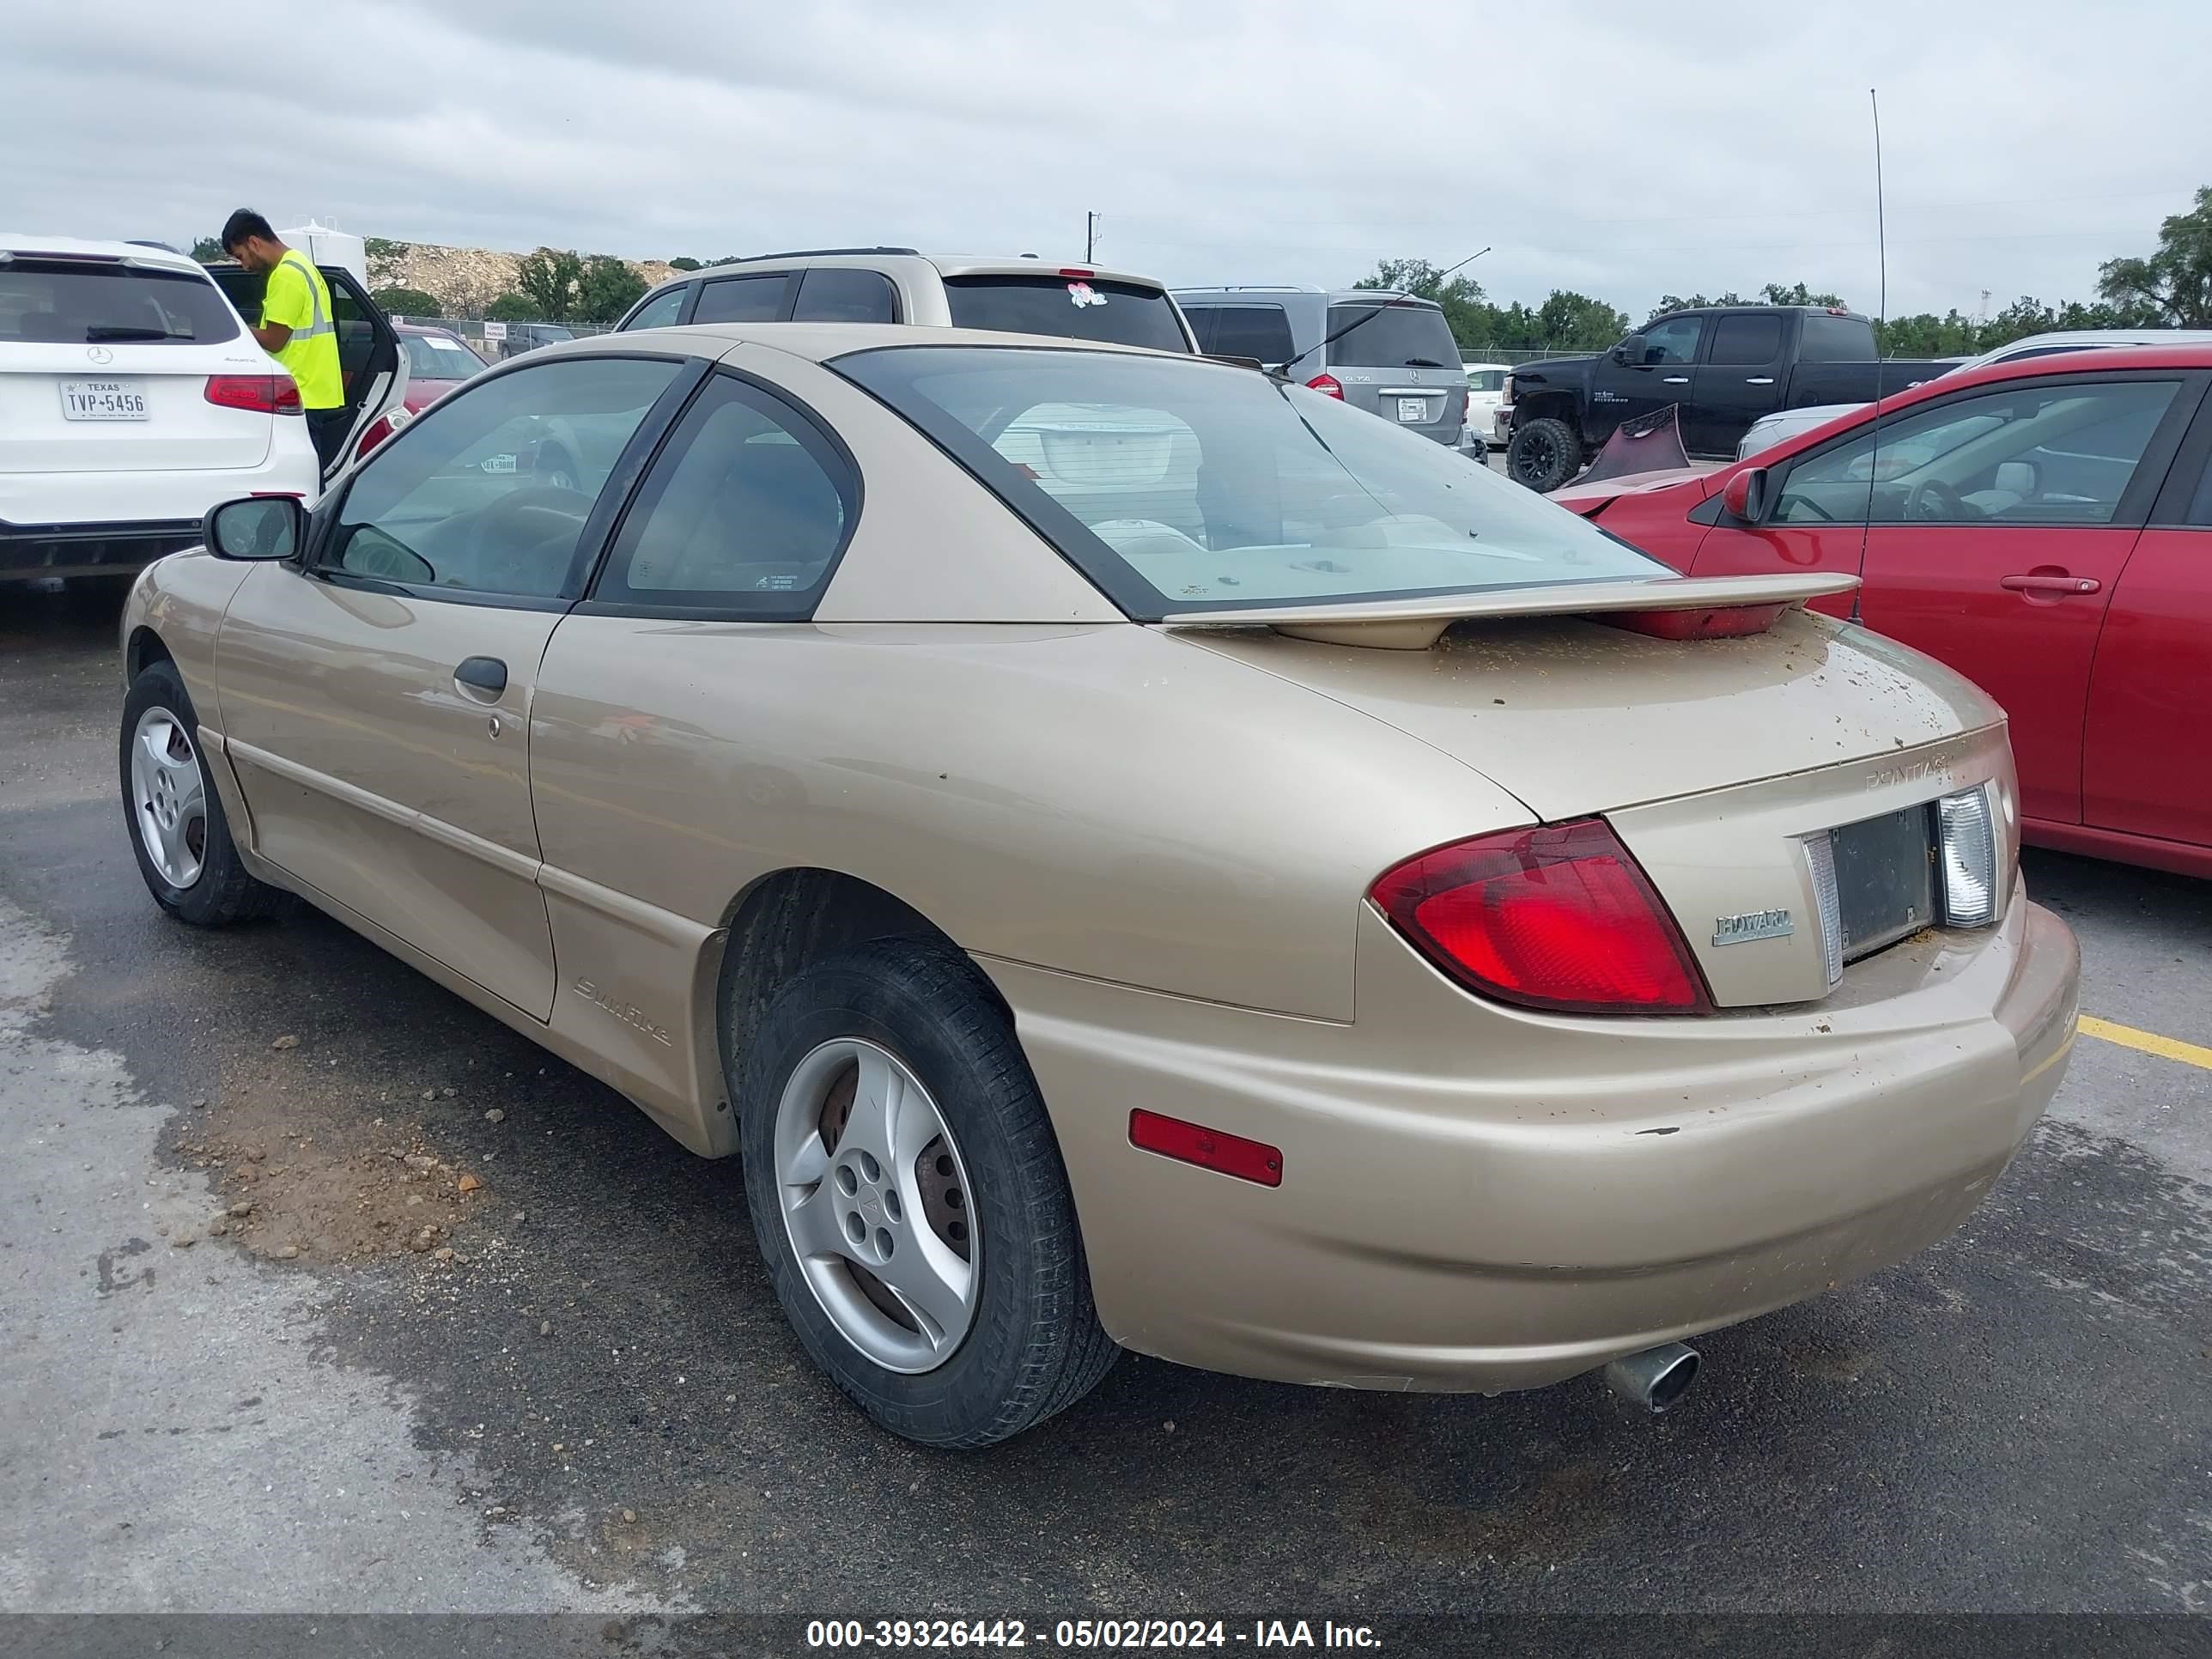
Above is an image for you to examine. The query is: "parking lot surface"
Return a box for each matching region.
[3,586,2209,1618]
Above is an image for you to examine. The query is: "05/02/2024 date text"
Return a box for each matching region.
[805,1620,1383,1650]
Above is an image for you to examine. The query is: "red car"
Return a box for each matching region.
[1565,344,2212,878]
[352,323,490,462]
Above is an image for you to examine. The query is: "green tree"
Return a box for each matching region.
[514,248,584,321]
[1759,281,1847,308]
[2099,185,2212,326]
[575,255,647,324]
[483,292,540,322]
[1352,258,1492,349]
[668,257,703,271]
[190,235,225,264]
[1537,290,1630,349]
[371,285,441,317]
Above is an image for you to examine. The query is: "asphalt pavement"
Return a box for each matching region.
[3,583,2209,1624]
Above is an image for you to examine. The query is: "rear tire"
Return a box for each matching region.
[119,660,291,927]
[737,938,1117,1449]
[1507,416,1583,492]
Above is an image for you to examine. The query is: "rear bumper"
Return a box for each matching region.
[986,892,2078,1395]
[0,446,320,581]
[0,518,203,582]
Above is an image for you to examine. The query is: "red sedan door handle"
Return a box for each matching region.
[2001,573,2100,596]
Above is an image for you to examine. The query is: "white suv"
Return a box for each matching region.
[1,234,376,586]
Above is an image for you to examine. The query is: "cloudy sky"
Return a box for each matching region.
[7,0,2205,322]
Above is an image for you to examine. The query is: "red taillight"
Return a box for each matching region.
[1058,266,1095,279]
[1601,604,1788,641]
[204,374,301,415]
[1304,373,1346,399]
[1370,820,1711,1015]
[1128,1110,1283,1187]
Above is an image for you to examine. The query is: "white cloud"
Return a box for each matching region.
[3,0,2204,321]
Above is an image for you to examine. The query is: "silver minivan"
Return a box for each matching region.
[1172,286,1469,447]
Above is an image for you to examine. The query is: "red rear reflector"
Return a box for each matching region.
[1128,1110,1283,1187]
[1304,373,1346,399]
[1371,820,1711,1014]
[204,374,301,414]
[1601,603,1787,640]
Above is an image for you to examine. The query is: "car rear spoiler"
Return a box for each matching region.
[1157,571,1858,650]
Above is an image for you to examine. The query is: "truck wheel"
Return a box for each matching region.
[1507,417,1583,493]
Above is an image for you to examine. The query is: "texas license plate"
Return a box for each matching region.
[480,453,517,473]
[1396,398,1429,422]
[60,380,149,421]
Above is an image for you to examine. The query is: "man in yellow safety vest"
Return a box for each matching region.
[221,209,349,471]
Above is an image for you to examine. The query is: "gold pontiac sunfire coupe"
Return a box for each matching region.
[118,323,2080,1447]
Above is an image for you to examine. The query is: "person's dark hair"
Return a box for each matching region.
[221,209,277,253]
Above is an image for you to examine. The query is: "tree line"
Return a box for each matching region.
[1357,185,2212,357]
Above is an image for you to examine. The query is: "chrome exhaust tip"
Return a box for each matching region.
[1602,1342,1700,1413]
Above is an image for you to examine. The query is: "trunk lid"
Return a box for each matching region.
[1,252,276,474]
[1323,301,1466,445]
[1171,595,2002,824]
[1179,600,2014,1008]
[0,337,277,473]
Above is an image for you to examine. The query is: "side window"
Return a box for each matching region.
[1209,307,1297,366]
[2191,459,2212,526]
[1773,380,2182,527]
[1639,317,1704,365]
[790,268,898,324]
[325,356,683,599]
[623,286,688,331]
[329,276,374,406]
[593,373,857,616]
[692,275,788,324]
[1178,306,1220,353]
[1706,313,1784,366]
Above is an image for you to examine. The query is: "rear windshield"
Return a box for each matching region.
[942,276,1190,352]
[0,259,240,344]
[1466,368,1507,392]
[835,345,1666,618]
[401,333,488,380]
[1325,302,1458,368]
[1798,313,1875,362]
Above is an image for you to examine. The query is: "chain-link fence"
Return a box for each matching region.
[386,314,611,362]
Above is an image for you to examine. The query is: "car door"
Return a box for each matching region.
[213,351,697,1018]
[1589,313,1705,444]
[208,262,408,483]
[1697,372,2197,826]
[2081,383,2212,850]
[526,363,862,1105]
[1687,311,1787,456]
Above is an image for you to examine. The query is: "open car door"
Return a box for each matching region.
[205,262,408,485]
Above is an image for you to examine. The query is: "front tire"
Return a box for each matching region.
[738,939,1117,1448]
[120,660,290,927]
[1507,416,1583,492]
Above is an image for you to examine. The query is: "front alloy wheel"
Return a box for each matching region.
[130,706,208,890]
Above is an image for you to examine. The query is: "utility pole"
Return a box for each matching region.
[1085,211,1097,264]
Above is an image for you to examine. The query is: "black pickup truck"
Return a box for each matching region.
[1501,307,1951,490]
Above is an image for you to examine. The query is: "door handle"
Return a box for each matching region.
[2000,574,2100,596]
[1746,376,1775,385]
[1662,375,1690,385]
[454,656,508,696]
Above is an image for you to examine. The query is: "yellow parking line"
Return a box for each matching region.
[2079,1015,2212,1073]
